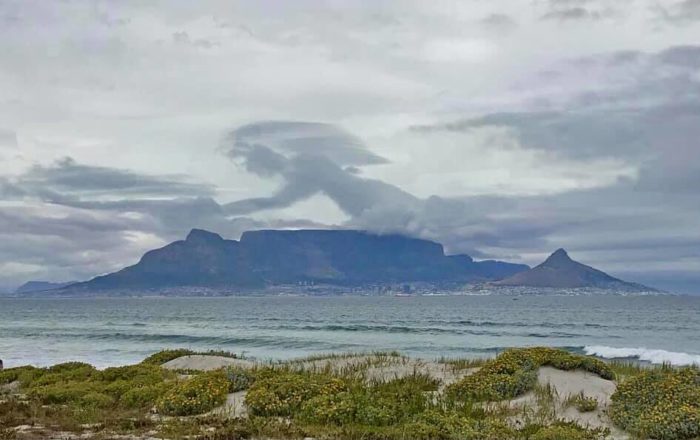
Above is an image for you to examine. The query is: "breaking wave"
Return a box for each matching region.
[584,345,700,366]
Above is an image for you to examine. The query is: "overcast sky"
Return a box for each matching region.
[1,0,699,293]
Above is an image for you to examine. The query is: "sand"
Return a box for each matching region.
[210,390,248,418]
[290,354,476,388]
[161,355,256,371]
[509,366,627,439]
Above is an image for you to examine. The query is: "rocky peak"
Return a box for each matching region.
[185,228,225,244]
[541,248,573,267]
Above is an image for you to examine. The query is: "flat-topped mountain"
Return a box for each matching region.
[70,229,529,291]
[493,248,657,292]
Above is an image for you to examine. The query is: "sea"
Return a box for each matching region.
[1,294,699,369]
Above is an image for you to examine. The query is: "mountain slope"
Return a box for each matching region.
[15,281,76,294]
[494,248,657,291]
[69,229,529,291]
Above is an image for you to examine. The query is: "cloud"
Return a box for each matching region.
[3,157,215,202]
[539,0,622,22]
[411,45,700,194]
[224,121,413,217]
[1,2,699,293]
[0,129,17,148]
[479,13,518,32]
[656,0,700,23]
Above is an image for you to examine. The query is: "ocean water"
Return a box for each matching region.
[1,295,699,369]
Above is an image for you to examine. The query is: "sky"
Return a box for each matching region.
[1,0,699,294]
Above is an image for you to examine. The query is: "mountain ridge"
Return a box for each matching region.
[66,228,529,291]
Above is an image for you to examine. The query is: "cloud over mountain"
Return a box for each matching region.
[0,1,699,293]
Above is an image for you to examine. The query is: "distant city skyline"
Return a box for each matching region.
[1,1,699,293]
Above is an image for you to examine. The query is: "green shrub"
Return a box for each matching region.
[28,362,96,387]
[224,366,255,392]
[29,382,100,405]
[141,349,195,365]
[0,366,39,386]
[610,366,700,440]
[156,371,229,416]
[120,383,171,409]
[80,391,115,409]
[245,370,349,417]
[530,423,608,440]
[447,347,614,402]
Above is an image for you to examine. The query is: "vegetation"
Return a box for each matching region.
[156,371,230,416]
[565,392,599,413]
[141,348,241,366]
[1,347,697,440]
[446,347,614,401]
[610,366,700,440]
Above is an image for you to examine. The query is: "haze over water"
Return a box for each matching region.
[2,294,699,369]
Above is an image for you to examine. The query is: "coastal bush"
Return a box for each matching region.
[246,370,350,417]
[610,366,700,440]
[0,366,39,386]
[156,371,229,416]
[29,362,96,387]
[99,364,167,382]
[141,348,241,366]
[528,422,609,440]
[120,383,172,409]
[224,366,255,392]
[141,349,195,365]
[447,347,614,401]
[18,361,176,411]
[79,391,115,408]
[28,381,100,405]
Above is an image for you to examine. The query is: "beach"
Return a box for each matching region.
[2,348,699,440]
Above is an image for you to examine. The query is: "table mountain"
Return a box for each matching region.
[493,248,657,292]
[69,229,529,290]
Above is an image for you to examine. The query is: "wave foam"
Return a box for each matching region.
[584,345,700,366]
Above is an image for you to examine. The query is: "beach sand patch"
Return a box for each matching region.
[162,355,256,371]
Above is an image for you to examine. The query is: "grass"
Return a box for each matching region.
[1,347,698,440]
[564,392,599,413]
